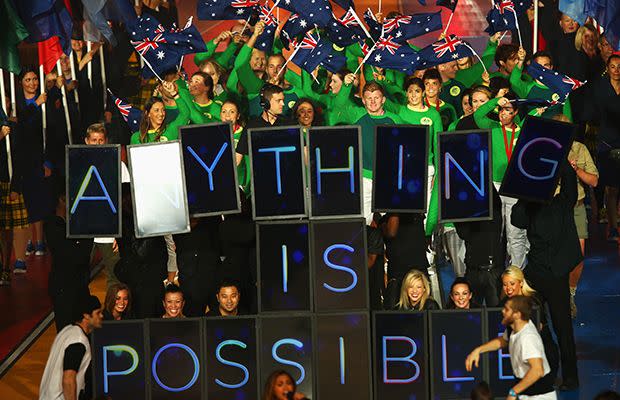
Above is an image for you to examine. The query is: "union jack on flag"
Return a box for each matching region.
[131,33,166,56]
[376,35,401,55]
[432,34,462,58]
[383,15,412,34]
[231,0,260,8]
[108,90,141,132]
[498,0,515,14]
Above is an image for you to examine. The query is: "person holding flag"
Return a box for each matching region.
[129,80,190,144]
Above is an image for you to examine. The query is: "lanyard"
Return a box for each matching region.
[501,124,516,160]
[425,97,440,112]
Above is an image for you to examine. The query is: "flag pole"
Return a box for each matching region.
[512,10,523,48]
[136,52,165,82]
[533,0,539,52]
[277,39,304,78]
[0,70,13,180]
[99,44,108,110]
[69,51,80,112]
[39,64,47,151]
[350,8,376,44]
[354,42,378,75]
[462,42,488,74]
[442,12,455,36]
[57,60,73,145]
[86,41,93,88]
[9,72,17,118]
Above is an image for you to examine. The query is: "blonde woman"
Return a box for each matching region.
[396,269,440,311]
[501,265,537,300]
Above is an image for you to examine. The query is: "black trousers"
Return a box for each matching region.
[525,268,578,383]
[465,266,502,307]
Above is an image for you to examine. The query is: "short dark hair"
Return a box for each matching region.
[261,83,284,103]
[163,284,184,300]
[494,43,519,68]
[18,66,38,83]
[292,97,323,125]
[506,295,534,321]
[489,76,511,97]
[404,76,424,92]
[362,81,385,96]
[216,279,241,294]
[422,68,442,84]
[532,51,554,65]
[74,295,101,323]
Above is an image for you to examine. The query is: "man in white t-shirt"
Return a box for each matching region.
[40,295,103,400]
[465,295,557,400]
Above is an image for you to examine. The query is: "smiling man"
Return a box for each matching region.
[207,280,242,317]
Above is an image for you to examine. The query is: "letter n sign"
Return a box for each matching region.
[438,130,493,222]
[500,116,576,203]
[66,145,121,238]
[180,123,241,217]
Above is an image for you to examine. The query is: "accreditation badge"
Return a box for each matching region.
[421,117,433,126]
[449,85,461,97]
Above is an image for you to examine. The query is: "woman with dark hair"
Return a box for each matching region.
[292,98,323,129]
[183,71,222,122]
[129,81,189,144]
[14,66,60,272]
[262,370,308,400]
[162,285,186,319]
[103,283,132,320]
[446,278,480,309]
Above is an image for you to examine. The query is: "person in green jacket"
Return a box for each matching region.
[197,58,230,104]
[187,71,222,122]
[422,69,458,129]
[509,47,573,120]
[473,95,536,268]
[383,77,443,167]
[301,68,360,126]
[130,82,190,144]
[333,74,404,223]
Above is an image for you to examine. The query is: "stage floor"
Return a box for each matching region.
[0,224,618,399]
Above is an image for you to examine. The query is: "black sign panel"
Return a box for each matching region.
[500,116,576,203]
[66,145,121,238]
[373,125,429,213]
[311,219,368,311]
[308,126,362,218]
[315,313,372,400]
[257,222,311,312]
[128,141,190,238]
[92,320,147,399]
[486,308,516,395]
[259,315,314,398]
[180,123,241,217]
[204,316,258,399]
[374,312,428,399]
[249,126,307,219]
[148,318,203,400]
[438,130,493,222]
[429,310,484,400]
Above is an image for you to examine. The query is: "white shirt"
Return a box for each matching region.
[503,320,551,379]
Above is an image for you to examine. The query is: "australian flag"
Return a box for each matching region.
[586,0,620,50]
[362,36,420,74]
[526,61,586,102]
[303,38,345,73]
[129,15,206,78]
[417,34,475,68]
[281,13,313,49]
[363,8,383,40]
[108,90,142,132]
[325,9,366,47]
[485,3,518,34]
[383,12,443,42]
[290,32,321,67]
[254,5,279,50]
[276,0,333,27]
[197,0,259,20]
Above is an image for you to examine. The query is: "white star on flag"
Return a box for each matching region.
[157,51,165,59]
[375,54,382,62]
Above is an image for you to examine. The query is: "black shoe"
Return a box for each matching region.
[559,379,579,391]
